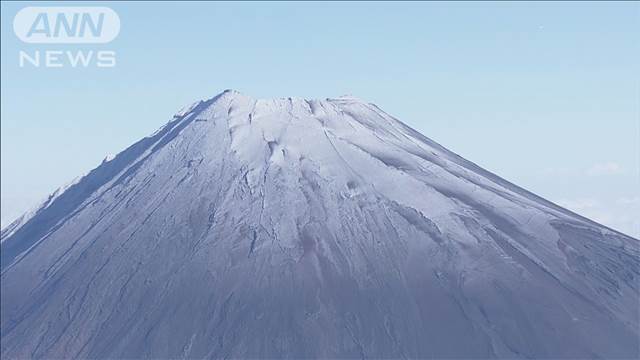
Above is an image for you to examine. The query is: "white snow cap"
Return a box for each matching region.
[1,88,637,359]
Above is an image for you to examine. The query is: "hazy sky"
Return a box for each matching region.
[1,1,639,237]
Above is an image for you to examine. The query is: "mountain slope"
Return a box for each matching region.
[1,90,638,359]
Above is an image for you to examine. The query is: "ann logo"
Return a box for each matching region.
[14,7,120,68]
[27,12,105,39]
[14,7,119,44]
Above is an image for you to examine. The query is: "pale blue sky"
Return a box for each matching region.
[1,1,639,236]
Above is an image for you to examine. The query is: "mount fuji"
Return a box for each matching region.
[1,90,638,359]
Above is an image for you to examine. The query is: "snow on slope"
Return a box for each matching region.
[1,90,638,359]
[1,175,84,242]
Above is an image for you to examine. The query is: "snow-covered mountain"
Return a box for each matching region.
[1,90,638,359]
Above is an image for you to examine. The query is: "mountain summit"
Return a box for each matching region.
[1,91,638,359]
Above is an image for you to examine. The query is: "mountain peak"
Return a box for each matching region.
[327,94,368,103]
[1,90,638,359]
[216,88,250,101]
[222,88,241,94]
[206,90,370,109]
